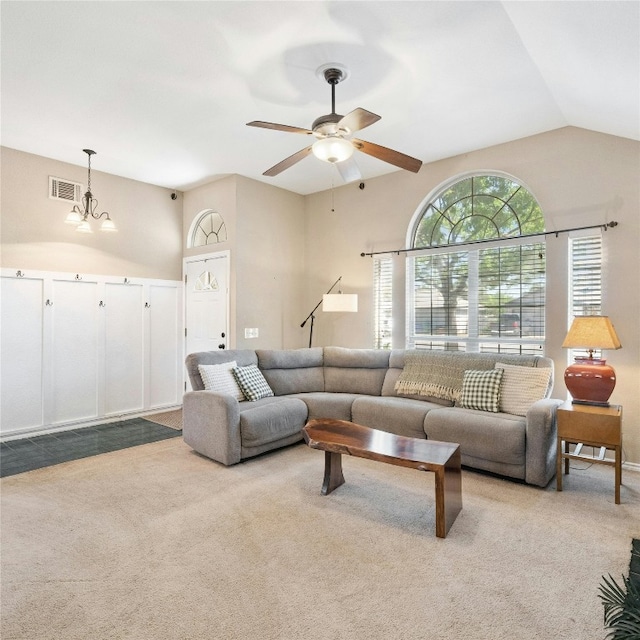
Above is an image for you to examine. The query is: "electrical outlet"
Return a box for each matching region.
[244,328,259,339]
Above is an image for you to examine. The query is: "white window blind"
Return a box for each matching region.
[407,243,545,354]
[412,251,469,338]
[373,256,393,349]
[477,243,546,342]
[568,234,602,358]
[569,235,602,316]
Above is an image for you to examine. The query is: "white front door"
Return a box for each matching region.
[184,252,230,385]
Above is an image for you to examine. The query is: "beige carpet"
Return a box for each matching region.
[143,408,182,430]
[1,438,639,640]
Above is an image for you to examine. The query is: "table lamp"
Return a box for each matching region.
[561,315,622,406]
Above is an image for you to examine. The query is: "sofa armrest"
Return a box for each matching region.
[524,398,564,487]
[183,391,242,465]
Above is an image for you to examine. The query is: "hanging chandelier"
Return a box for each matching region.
[64,149,117,233]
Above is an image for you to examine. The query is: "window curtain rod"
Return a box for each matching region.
[360,221,618,257]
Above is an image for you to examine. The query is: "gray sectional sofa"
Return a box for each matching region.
[183,347,563,487]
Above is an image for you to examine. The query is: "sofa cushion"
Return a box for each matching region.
[324,368,388,395]
[424,407,526,467]
[233,365,274,401]
[323,346,391,369]
[323,347,390,395]
[351,396,438,440]
[495,362,552,416]
[457,368,504,412]
[290,392,361,422]
[257,348,324,395]
[198,361,245,401]
[239,397,308,447]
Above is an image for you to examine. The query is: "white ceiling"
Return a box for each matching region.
[2,1,639,196]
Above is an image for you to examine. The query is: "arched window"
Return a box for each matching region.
[188,210,227,248]
[406,173,546,354]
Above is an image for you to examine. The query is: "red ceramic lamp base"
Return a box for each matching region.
[564,357,616,406]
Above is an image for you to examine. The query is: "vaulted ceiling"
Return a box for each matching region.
[2,1,639,195]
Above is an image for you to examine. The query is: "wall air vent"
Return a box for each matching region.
[49,176,82,203]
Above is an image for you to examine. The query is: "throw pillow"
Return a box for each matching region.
[198,361,245,401]
[458,368,504,413]
[232,364,274,402]
[495,362,552,416]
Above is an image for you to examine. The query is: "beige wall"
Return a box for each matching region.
[1,147,183,279]
[305,127,640,466]
[3,129,639,465]
[183,175,305,350]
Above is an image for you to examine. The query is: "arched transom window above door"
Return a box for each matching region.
[189,210,228,248]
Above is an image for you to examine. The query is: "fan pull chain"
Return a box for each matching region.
[331,175,335,213]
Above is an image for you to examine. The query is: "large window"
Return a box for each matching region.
[407,174,546,354]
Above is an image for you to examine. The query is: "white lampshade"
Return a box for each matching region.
[323,293,358,312]
[65,209,83,225]
[76,220,93,233]
[312,137,354,163]
[100,217,117,232]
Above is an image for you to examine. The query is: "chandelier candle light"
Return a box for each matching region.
[64,149,117,233]
[561,315,622,406]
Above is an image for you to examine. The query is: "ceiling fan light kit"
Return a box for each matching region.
[312,136,354,163]
[247,65,422,179]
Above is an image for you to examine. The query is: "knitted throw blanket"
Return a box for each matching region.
[394,351,536,402]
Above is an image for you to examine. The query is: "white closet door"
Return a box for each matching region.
[104,282,145,415]
[0,276,45,434]
[51,278,99,423]
[148,283,181,408]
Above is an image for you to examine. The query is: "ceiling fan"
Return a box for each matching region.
[247,65,423,182]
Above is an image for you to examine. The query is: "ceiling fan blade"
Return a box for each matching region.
[336,157,362,183]
[247,121,313,135]
[352,138,423,173]
[338,108,381,133]
[263,145,314,177]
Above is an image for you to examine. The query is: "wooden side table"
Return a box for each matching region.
[556,402,623,503]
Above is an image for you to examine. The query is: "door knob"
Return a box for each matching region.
[218,343,226,350]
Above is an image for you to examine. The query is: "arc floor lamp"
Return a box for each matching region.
[300,276,358,348]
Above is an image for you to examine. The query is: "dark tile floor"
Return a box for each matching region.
[0,418,181,478]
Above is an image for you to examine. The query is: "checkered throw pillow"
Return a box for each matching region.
[232,364,274,402]
[458,368,504,412]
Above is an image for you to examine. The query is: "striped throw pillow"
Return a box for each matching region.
[495,362,551,416]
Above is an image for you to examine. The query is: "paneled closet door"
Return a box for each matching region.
[147,283,181,409]
[50,278,100,424]
[0,275,45,435]
[104,282,145,415]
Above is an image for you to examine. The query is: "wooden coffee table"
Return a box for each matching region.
[302,418,462,538]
